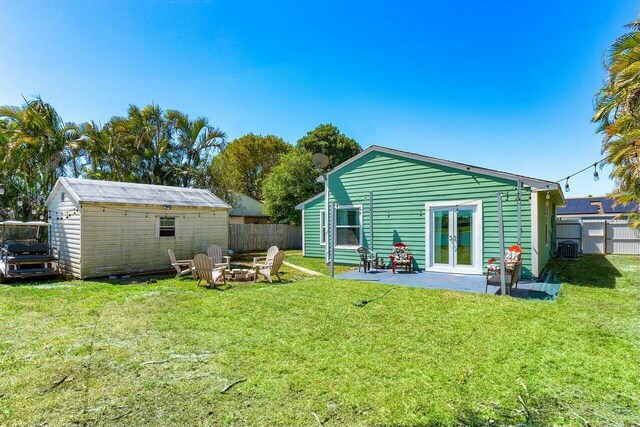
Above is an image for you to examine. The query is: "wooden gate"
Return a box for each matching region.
[557,219,640,255]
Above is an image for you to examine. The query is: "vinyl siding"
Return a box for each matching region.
[80,204,229,278]
[305,150,538,277]
[47,188,82,277]
[302,196,325,258]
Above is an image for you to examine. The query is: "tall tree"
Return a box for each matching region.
[262,149,323,224]
[296,123,361,171]
[262,124,362,223]
[166,110,226,187]
[208,133,290,201]
[0,97,81,220]
[593,18,640,227]
[108,104,174,185]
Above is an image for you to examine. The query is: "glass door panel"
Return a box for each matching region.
[433,210,450,264]
[456,209,473,266]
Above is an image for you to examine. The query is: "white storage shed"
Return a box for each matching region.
[45,177,230,278]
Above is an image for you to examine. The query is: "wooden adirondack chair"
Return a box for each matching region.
[168,249,193,279]
[486,245,523,295]
[250,251,285,283]
[193,253,226,287]
[252,246,279,268]
[207,244,231,270]
[389,242,413,273]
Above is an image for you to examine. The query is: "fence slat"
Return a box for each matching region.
[229,224,302,252]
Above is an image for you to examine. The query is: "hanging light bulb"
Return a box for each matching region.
[565,177,570,193]
[593,163,599,181]
[546,191,550,207]
[546,191,551,200]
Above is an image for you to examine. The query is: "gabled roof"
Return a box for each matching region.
[229,192,268,217]
[557,197,639,216]
[45,177,230,209]
[328,145,563,192]
[295,192,325,210]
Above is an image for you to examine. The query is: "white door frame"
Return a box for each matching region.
[424,200,483,274]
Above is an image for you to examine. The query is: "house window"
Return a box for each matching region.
[320,210,326,245]
[158,217,176,237]
[336,206,361,247]
[60,192,65,203]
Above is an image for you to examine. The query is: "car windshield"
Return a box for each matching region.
[1,225,46,244]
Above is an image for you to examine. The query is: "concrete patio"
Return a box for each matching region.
[335,269,561,300]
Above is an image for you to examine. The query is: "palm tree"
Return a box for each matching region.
[0,97,81,219]
[166,110,226,187]
[593,18,640,227]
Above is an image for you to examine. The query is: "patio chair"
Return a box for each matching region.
[356,247,377,273]
[389,243,413,273]
[249,250,285,283]
[486,245,522,295]
[193,253,226,287]
[207,244,231,270]
[253,245,279,268]
[168,249,193,279]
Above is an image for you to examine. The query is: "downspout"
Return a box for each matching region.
[325,175,329,263]
[517,180,522,246]
[369,191,373,253]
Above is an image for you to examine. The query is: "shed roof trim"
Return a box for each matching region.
[45,178,230,209]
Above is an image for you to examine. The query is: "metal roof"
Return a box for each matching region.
[557,197,639,216]
[46,177,230,209]
[229,193,268,217]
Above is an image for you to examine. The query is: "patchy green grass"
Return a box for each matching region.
[283,250,354,275]
[0,255,638,426]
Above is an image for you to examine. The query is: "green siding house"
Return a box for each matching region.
[296,146,565,278]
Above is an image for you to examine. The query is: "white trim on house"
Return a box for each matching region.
[327,145,564,194]
[424,200,483,275]
[530,192,541,277]
[319,209,326,245]
[334,204,364,250]
[301,210,305,256]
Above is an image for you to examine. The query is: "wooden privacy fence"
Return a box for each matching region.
[557,219,640,255]
[229,224,302,252]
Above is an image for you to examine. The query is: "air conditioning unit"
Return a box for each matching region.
[558,240,579,259]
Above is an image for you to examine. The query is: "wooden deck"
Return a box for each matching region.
[335,269,561,300]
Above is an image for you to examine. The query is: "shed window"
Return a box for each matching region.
[158,217,176,237]
[60,192,65,203]
[335,207,361,247]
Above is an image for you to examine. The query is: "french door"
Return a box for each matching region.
[427,202,482,274]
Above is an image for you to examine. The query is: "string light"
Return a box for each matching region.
[593,163,599,181]
[564,177,570,193]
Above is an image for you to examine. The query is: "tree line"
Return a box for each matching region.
[593,18,640,228]
[0,98,360,223]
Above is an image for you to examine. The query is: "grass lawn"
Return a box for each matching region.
[283,250,354,275]
[0,255,638,426]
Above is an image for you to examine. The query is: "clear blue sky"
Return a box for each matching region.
[1,1,637,196]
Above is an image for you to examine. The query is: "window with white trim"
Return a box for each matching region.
[158,217,176,237]
[336,207,361,247]
[320,210,326,245]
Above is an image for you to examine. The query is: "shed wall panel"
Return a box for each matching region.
[47,190,82,277]
[80,204,228,278]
